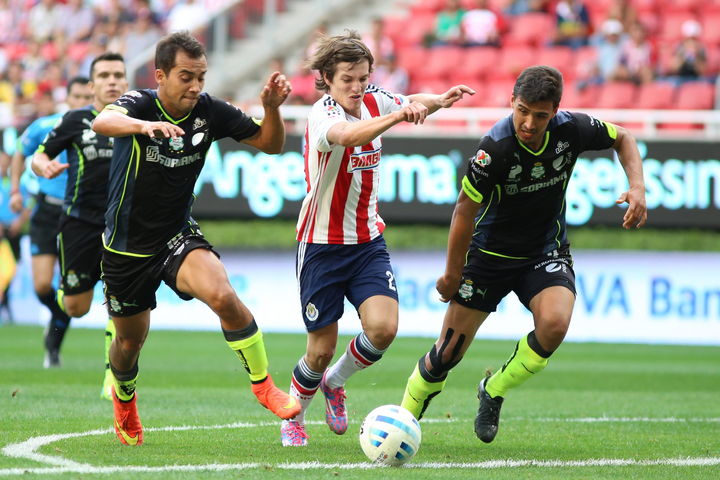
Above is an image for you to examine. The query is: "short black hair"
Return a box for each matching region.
[89,52,125,79]
[155,31,206,74]
[513,65,563,107]
[66,76,89,93]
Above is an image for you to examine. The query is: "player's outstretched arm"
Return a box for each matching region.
[93,109,185,139]
[437,190,480,303]
[243,71,291,154]
[409,84,475,116]
[612,125,647,229]
[9,151,26,213]
[31,152,68,179]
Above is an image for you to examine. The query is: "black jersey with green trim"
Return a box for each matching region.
[40,105,113,226]
[462,111,616,258]
[103,89,260,256]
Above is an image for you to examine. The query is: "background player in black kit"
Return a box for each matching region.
[92,31,300,446]
[32,54,128,395]
[400,65,647,443]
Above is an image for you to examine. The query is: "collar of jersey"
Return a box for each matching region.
[154,98,192,124]
[515,131,549,156]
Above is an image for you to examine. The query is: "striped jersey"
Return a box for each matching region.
[296,85,408,245]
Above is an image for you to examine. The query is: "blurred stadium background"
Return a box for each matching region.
[1,0,719,346]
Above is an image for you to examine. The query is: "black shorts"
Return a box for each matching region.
[29,195,63,256]
[57,214,104,295]
[453,247,576,312]
[101,224,217,317]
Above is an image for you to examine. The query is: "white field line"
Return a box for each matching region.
[1,417,719,476]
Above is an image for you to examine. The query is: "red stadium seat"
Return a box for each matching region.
[393,12,436,48]
[476,80,514,107]
[423,47,465,81]
[674,81,715,109]
[659,12,699,44]
[536,47,576,81]
[496,46,537,81]
[397,46,428,77]
[700,13,720,47]
[594,82,638,109]
[561,84,599,109]
[503,13,555,47]
[635,81,677,109]
[462,46,500,81]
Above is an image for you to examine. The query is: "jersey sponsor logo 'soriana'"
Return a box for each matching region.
[145,145,202,168]
[348,148,381,172]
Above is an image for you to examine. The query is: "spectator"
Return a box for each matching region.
[372,55,409,95]
[166,0,210,34]
[122,7,162,57]
[362,17,395,69]
[0,0,25,44]
[553,0,591,49]
[27,0,62,43]
[57,0,95,43]
[503,0,549,16]
[613,21,655,85]
[606,0,639,34]
[462,0,503,47]
[666,20,709,85]
[578,19,626,87]
[427,0,466,47]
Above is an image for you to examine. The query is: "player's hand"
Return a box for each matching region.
[40,159,69,179]
[397,101,429,125]
[261,71,292,108]
[9,218,23,237]
[9,191,23,213]
[436,272,461,303]
[141,121,184,139]
[437,85,475,108]
[616,185,647,229]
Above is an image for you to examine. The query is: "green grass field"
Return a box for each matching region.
[1,326,719,479]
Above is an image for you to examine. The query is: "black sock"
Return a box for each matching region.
[39,290,71,350]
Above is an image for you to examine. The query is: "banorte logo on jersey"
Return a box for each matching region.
[348,148,381,172]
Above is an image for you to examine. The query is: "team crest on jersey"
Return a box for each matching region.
[473,150,491,167]
[66,270,79,288]
[458,279,474,300]
[169,136,184,151]
[530,162,545,179]
[349,148,380,171]
[305,302,319,322]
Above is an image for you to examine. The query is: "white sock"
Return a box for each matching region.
[325,333,386,389]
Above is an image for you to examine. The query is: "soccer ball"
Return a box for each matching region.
[359,404,422,466]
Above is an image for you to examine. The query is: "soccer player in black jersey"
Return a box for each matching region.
[92,31,300,446]
[400,66,647,443]
[32,54,127,392]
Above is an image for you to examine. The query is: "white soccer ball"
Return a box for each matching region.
[359,404,422,466]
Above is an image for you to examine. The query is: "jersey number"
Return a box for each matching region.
[386,271,396,291]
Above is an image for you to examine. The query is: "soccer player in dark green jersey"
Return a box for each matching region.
[92,31,300,446]
[401,65,647,443]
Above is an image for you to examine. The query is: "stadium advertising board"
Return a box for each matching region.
[191,135,720,228]
[9,246,720,346]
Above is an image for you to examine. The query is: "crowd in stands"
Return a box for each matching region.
[0,0,214,135]
[371,0,720,110]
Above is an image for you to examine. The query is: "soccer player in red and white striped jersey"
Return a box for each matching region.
[281,30,474,446]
